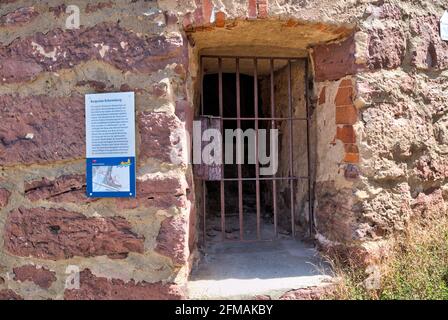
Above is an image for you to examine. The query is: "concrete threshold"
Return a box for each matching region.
[187,240,334,300]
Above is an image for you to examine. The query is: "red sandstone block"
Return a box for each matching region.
[25,174,94,203]
[312,35,359,82]
[116,175,188,210]
[336,105,358,125]
[0,94,85,166]
[336,125,356,144]
[0,6,38,27]
[0,188,10,209]
[257,0,268,19]
[202,0,213,24]
[138,112,185,163]
[0,23,184,84]
[248,0,257,19]
[13,265,56,289]
[0,289,23,301]
[4,207,144,260]
[155,215,189,266]
[64,269,185,300]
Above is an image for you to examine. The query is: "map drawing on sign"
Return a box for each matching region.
[92,165,130,192]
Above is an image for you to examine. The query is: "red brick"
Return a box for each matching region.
[343,152,360,164]
[336,125,356,144]
[344,144,359,154]
[339,79,353,88]
[64,269,185,300]
[312,35,360,82]
[155,215,189,266]
[4,207,144,260]
[13,265,56,289]
[215,11,225,27]
[334,86,354,106]
[336,105,357,125]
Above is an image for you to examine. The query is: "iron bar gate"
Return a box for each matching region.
[196,55,313,244]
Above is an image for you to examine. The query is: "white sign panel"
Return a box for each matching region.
[85,92,136,198]
[441,11,448,41]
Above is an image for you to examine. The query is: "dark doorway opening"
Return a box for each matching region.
[196,56,312,245]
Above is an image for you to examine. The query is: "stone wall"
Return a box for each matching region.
[0,0,193,300]
[0,0,447,299]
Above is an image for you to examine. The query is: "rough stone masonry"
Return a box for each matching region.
[0,0,447,300]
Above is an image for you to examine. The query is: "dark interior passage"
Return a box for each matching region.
[201,73,289,241]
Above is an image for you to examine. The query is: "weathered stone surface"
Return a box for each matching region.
[116,175,188,210]
[138,112,185,163]
[0,58,42,83]
[64,269,185,300]
[410,15,448,70]
[0,289,23,300]
[368,27,406,70]
[85,2,113,13]
[312,35,359,82]
[0,6,38,27]
[412,189,446,218]
[0,23,183,83]
[13,265,56,289]
[279,285,335,300]
[25,174,94,203]
[155,215,189,265]
[315,182,358,243]
[0,95,84,166]
[0,188,10,209]
[4,207,144,260]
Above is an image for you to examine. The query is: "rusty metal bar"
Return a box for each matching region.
[270,58,278,238]
[288,60,296,238]
[305,59,314,237]
[218,57,225,241]
[202,181,206,245]
[254,58,261,240]
[222,177,308,181]
[220,117,307,121]
[202,55,308,60]
[200,56,204,115]
[236,58,244,240]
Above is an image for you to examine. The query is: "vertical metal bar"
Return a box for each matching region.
[288,60,295,239]
[218,58,225,241]
[270,59,278,238]
[236,58,244,240]
[200,56,204,115]
[305,59,314,237]
[254,58,261,240]
[202,181,206,245]
[200,56,206,245]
